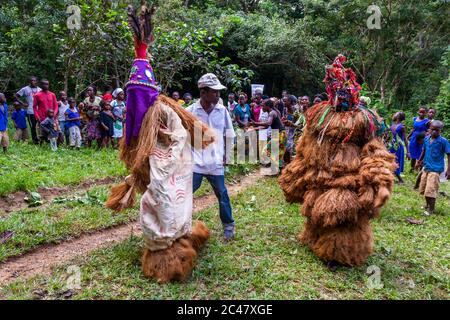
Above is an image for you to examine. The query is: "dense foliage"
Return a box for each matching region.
[0,0,448,129]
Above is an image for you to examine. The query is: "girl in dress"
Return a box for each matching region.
[111,88,126,146]
[65,97,82,149]
[408,106,430,171]
[84,86,103,148]
[99,100,116,149]
[389,112,409,184]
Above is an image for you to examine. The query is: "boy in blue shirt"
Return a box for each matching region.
[417,120,450,215]
[0,93,9,153]
[11,101,29,142]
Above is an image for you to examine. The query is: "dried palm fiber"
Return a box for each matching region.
[306,103,368,144]
[316,169,334,184]
[302,168,318,184]
[301,189,324,217]
[329,143,361,175]
[142,221,210,283]
[306,138,335,168]
[107,96,215,211]
[294,129,316,155]
[324,173,360,189]
[311,216,373,266]
[358,185,375,209]
[279,55,395,266]
[311,188,361,227]
[298,219,321,248]
[278,161,308,203]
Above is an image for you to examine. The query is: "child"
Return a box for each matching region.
[111,88,126,146]
[11,101,29,142]
[0,93,9,153]
[84,86,102,148]
[417,120,450,215]
[57,91,70,144]
[183,93,193,106]
[99,100,116,148]
[413,132,426,189]
[388,112,409,184]
[407,106,430,172]
[40,109,59,151]
[65,97,82,149]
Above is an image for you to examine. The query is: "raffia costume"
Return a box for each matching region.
[279,55,397,266]
[107,2,214,282]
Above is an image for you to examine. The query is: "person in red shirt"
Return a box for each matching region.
[33,79,58,122]
[102,85,113,102]
[33,79,58,141]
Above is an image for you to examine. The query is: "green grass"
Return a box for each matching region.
[0,139,258,197]
[2,173,448,300]
[0,140,127,196]
[0,164,258,262]
[0,185,136,262]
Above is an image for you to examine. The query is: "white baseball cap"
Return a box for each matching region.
[198,73,227,90]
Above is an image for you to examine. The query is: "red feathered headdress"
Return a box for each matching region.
[323,54,361,111]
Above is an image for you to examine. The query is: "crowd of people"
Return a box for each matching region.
[0,77,127,152]
[0,75,324,159]
[386,107,449,215]
[0,75,448,217]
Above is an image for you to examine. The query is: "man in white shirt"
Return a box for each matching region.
[15,76,41,144]
[186,73,236,241]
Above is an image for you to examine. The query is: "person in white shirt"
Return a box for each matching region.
[186,73,236,241]
[15,76,41,144]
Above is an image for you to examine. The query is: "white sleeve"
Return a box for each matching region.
[16,87,25,97]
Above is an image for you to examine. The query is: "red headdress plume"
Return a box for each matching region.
[323,54,361,111]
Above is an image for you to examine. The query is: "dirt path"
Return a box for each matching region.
[0,172,264,286]
[0,176,122,215]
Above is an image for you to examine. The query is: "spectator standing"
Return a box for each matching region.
[32,79,58,142]
[99,100,116,149]
[183,93,193,106]
[389,112,409,184]
[234,94,251,129]
[111,88,126,143]
[65,97,82,149]
[299,96,311,113]
[40,109,59,151]
[102,85,113,102]
[251,91,263,122]
[171,91,185,106]
[15,76,41,144]
[11,101,29,142]
[0,93,9,153]
[227,93,237,116]
[407,106,430,172]
[281,95,300,164]
[417,120,450,215]
[57,91,70,144]
[83,86,102,148]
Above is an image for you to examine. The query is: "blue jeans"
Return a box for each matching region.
[193,173,234,225]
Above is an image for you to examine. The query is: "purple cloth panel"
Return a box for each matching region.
[125,84,159,145]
